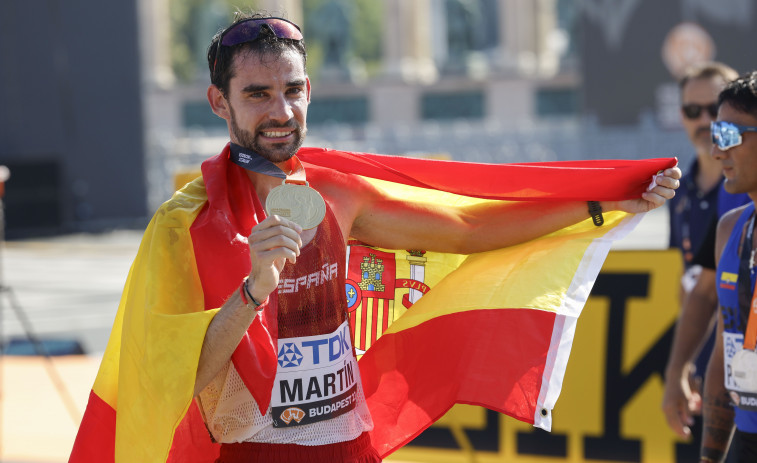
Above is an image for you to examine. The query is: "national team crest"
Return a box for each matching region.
[346,241,430,352]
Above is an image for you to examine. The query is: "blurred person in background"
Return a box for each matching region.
[700,70,757,463]
[663,62,748,445]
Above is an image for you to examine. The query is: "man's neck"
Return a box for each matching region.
[228,143,297,202]
[246,169,283,205]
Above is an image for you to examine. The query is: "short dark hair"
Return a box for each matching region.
[718,71,757,119]
[207,12,307,97]
[678,61,739,92]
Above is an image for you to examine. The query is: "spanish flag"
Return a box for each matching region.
[69,146,675,462]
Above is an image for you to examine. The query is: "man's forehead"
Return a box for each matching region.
[227,50,307,94]
[232,48,306,76]
[682,76,727,96]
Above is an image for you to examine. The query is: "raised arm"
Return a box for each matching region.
[194,214,303,396]
[349,167,681,254]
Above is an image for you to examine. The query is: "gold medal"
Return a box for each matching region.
[265,181,326,230]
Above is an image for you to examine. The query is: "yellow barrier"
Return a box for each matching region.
[174,168,202,192]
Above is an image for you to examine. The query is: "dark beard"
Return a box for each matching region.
[229,105,306,163]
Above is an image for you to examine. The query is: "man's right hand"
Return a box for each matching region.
[662,362,701,438]
[247,215,303,302]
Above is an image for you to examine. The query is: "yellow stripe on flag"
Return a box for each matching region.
[92,178,219,462]
[359,177,634,336]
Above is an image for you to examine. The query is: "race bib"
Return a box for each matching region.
[271,321,359,427]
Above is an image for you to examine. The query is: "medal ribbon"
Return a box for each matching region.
[737,213,757,350]
[229,142,307,184]
[229,142,324,229]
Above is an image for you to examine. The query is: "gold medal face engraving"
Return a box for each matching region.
[265,182,326,230]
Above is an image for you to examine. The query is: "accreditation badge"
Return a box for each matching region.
[724,332,757,410]
[266,181,326,230]
[732,349,757,391]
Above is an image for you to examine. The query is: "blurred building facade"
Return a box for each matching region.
[1,0,756,235]
[143,0,756,211]
[0,0,147,238]
[144,0,589,211]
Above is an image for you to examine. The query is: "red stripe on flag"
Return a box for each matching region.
[190,149,278,413]
[361,297,369,350]
[167,402,219,462]
[298,147,677,202]
[371,300,379,345]
[69,390,116,462]
[70,391,220,463]
[383,299,390,334]
[359,308,557,458]
[350,308,357,346]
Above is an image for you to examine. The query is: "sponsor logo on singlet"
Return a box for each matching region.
[277,325,350,369]
[271,321,359,427]
[278,343,304,368]
[277,262,339,294]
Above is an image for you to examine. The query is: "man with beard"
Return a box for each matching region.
[188,14,679,462]
[662,63,749,448]
[70,14,681,463]
[700,71,757,463]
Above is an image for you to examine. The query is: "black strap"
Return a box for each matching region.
[587,201,604,226]
[228,143,287,179]
[737,212,756,319]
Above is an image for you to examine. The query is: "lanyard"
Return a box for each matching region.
[229,143,307,184]
[679,168,700,264]
[737,212,757,350]
[680,180,694,263]
[229,143,325,230]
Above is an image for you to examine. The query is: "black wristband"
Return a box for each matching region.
[588,201,604,226]
[242,278,263,310]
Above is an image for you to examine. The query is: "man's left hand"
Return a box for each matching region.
[606,166,681,213]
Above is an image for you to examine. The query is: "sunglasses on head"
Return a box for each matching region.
[711,121,757,150]
[213,17,303,74]
[682,102,719,120]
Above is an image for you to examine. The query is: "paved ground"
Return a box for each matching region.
[0,207,669,462]
[2,230,139,462]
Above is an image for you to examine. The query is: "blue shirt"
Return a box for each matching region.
[716,203,757,432]
[668,159,721,268]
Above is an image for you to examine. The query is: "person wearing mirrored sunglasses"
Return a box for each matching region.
[662,63,751,452]
[700,71,757,463]
[68,12,681,463]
